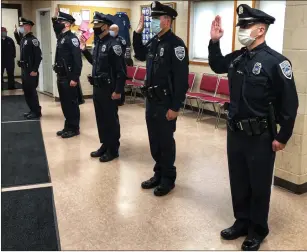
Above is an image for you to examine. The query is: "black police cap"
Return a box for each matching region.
[236,4,275,27]
[91,12,114,26]
[56,11,75,24]
[151,1,178,20]
[19,17,35,26]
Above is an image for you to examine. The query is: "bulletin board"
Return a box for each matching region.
[57,4,131,46]
[140,2,176,45]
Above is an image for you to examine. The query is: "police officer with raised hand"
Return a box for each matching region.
[208,4,298,251]
[109,22,127,106]
[52,9,82,139]
[80,13,126,162]
[14,17,42,119]
[133,1,189,197]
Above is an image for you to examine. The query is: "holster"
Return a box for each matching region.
[17,60,28,69]
[141,85,170,102]
[53,64,66,76]
[89,73,111,88]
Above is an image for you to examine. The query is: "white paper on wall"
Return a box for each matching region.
[81,10,90,21]
[72,12,82,25]
[59,8,70,14]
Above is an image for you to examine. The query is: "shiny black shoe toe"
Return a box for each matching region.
[241,237,263,251]
[153,184,175,196]
[56,129,66,136]
[99,151,119,162]
[23,111,31,117]
[26,112,41,120]
[141,177,160,189]
[90,146,107,158]
[221,226,248,240]
[61,130,80,139]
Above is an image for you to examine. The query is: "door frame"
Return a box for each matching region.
[36,8,54,95]
[2,3,22,78]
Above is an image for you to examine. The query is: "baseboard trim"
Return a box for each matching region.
[274,176,307,195]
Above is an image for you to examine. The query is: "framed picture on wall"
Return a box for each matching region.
[140,2,176,44]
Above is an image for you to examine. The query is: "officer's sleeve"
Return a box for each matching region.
[208,39,238,74]
[133,31,147,61]
[14,31,21,46]
[274,60,299,144]
[82,49,93,65]
[110,43,126,94]
[69,37,83,82]
[31,39,42,72]
[170,43,189,112]
[11,38,16,58]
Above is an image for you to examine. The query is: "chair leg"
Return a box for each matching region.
[197,101,204,122]
[215,105,222,129]
[182,98,187,114]
[189,98,194,112]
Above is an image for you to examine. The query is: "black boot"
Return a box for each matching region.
[141,176,160,189]
[99,150,119,162]
[153,184,175,196]
[26,112,42,120]
[241,227,269,251]
[221,221,249,240]
[90,145,107,158]
[61,130,80,138]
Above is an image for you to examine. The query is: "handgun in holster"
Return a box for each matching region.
[17,60,27,69]
[87,74,94,85]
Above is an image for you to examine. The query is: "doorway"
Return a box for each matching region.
[1,4,21,77]
[38,10,53,94]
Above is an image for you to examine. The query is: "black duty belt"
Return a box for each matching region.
[87,74,111,87]
[227,117,268,136]
[17,60,28,68]
[141,85,171,102]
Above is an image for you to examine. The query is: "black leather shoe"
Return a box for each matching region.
[56,129,66,136]
[221,225,248,240]
[24,111,31,117]
[141,177,160,189]
[241,237,264,251]
[61,130,80,138]
[26,112,41,120]
[153,184,175,196]
[99,151,119,162]
[90,145,107,158]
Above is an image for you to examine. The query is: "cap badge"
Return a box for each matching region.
[239,6,243,15]
[152,2,156,8]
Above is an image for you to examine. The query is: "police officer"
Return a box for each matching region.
[80,13,126,162]
[14,18,42,119]
[52,10,82,138]
[1,27,16,90]
[133,1,189,196]
[109,22,127,106]
[208,4,299,251]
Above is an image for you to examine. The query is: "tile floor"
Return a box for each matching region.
[2,91,307,250]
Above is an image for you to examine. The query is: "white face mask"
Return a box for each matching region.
[237,28,258,47]
[18,27,25,34]
[109,30,116,37]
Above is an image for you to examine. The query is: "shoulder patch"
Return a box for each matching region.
[174,46,185,61]
[32,39,39,47]
[279,60,292,80]
[113,45,122,56]
[71,38,79,47]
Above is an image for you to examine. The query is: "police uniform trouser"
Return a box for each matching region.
[146,100,177,186]
[1,60,15,88]
[93,85,120,154]
[227,127,275,233]
[57,76,80,131]
[21,70,41,115]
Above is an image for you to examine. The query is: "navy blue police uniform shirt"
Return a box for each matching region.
[114,13,131,46]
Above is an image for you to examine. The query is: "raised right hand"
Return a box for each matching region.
[210,15,224,42]
[80,35,86,50]
[136,14,145,34]
[54,7,59,18]
[14,24,17,33]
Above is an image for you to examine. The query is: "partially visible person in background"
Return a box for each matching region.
[14,18,42,119]
[109,22,127,106]
[1,27,16,90]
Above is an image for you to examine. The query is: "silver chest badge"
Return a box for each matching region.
[61,38,65,44]
[160,48,164,57]
[101,45,106,52]
[252,62,262,75]
[24,40,27,46]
